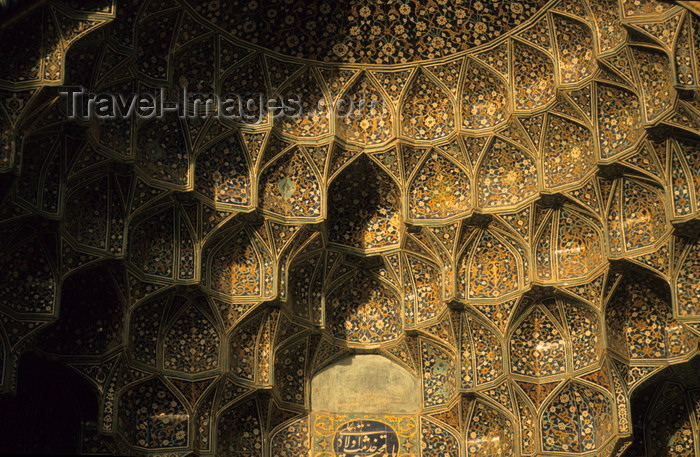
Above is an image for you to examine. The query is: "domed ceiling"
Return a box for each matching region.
[1,0,700,455]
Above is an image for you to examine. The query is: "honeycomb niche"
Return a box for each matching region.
[1,0,700,456]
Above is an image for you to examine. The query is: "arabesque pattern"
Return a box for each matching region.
[1,0,700,456]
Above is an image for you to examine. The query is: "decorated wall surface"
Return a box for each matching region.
[1,0,700,455]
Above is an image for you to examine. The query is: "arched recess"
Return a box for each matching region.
[92,79,136,162]
[511,38,556,112]
[127,291,222,375]
[63,171,127,257]
[551,12,598,86]
[509,299,569,379]
[460,310,504,388]
[464,400,516,457]
[605,272,697,362]
[563,299,602,372]
[457,226,528,300]
[13,131,66,219]
[287,243,326,326]
[669,136,700,219]
[540,380,615,453]
[675,234,700,318]
[269,416,310,457]
[127,292,170,369]
[258,145,323,222]
[625,355,700,456]
[216,397,264,457]
[406,149,472,223]
[194,130,254,211]
[541,113,597,191]
[135,112,192,190]
[273,334,314,409]
[311,354,420,414]
[461,58,510,131]
[420,336,458,409]
[400,69,455,141]
[229,307,279,386]
[309,354,421,457]
[476,136,540,211]
[116,376,189,451]
[161,295,221,376]
[335,71,394,147]
[276,67,331,139]
[606,175,669,257]
[325,271,402,346]
[534,203,606,283]
[595,82,644,161]
[219,52,268,126]
[201,222,275,302]
[327,154,402,254]
[629,45,676,125]
[401,250,445,328]
[126,202,198,283]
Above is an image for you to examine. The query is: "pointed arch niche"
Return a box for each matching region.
[309,354,421,455]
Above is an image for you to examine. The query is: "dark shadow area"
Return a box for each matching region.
[36,263,124,357]
[0,352,98,454]
[327,155,401,252]
[623,354,700,457]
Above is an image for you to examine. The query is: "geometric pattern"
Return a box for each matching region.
[1,0,700,455]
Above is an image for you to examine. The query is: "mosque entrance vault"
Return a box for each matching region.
[1,0,700,455]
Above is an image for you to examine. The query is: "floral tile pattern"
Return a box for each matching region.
[2,0,700,455]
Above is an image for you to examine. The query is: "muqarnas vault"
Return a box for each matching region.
[1,0,700,455]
